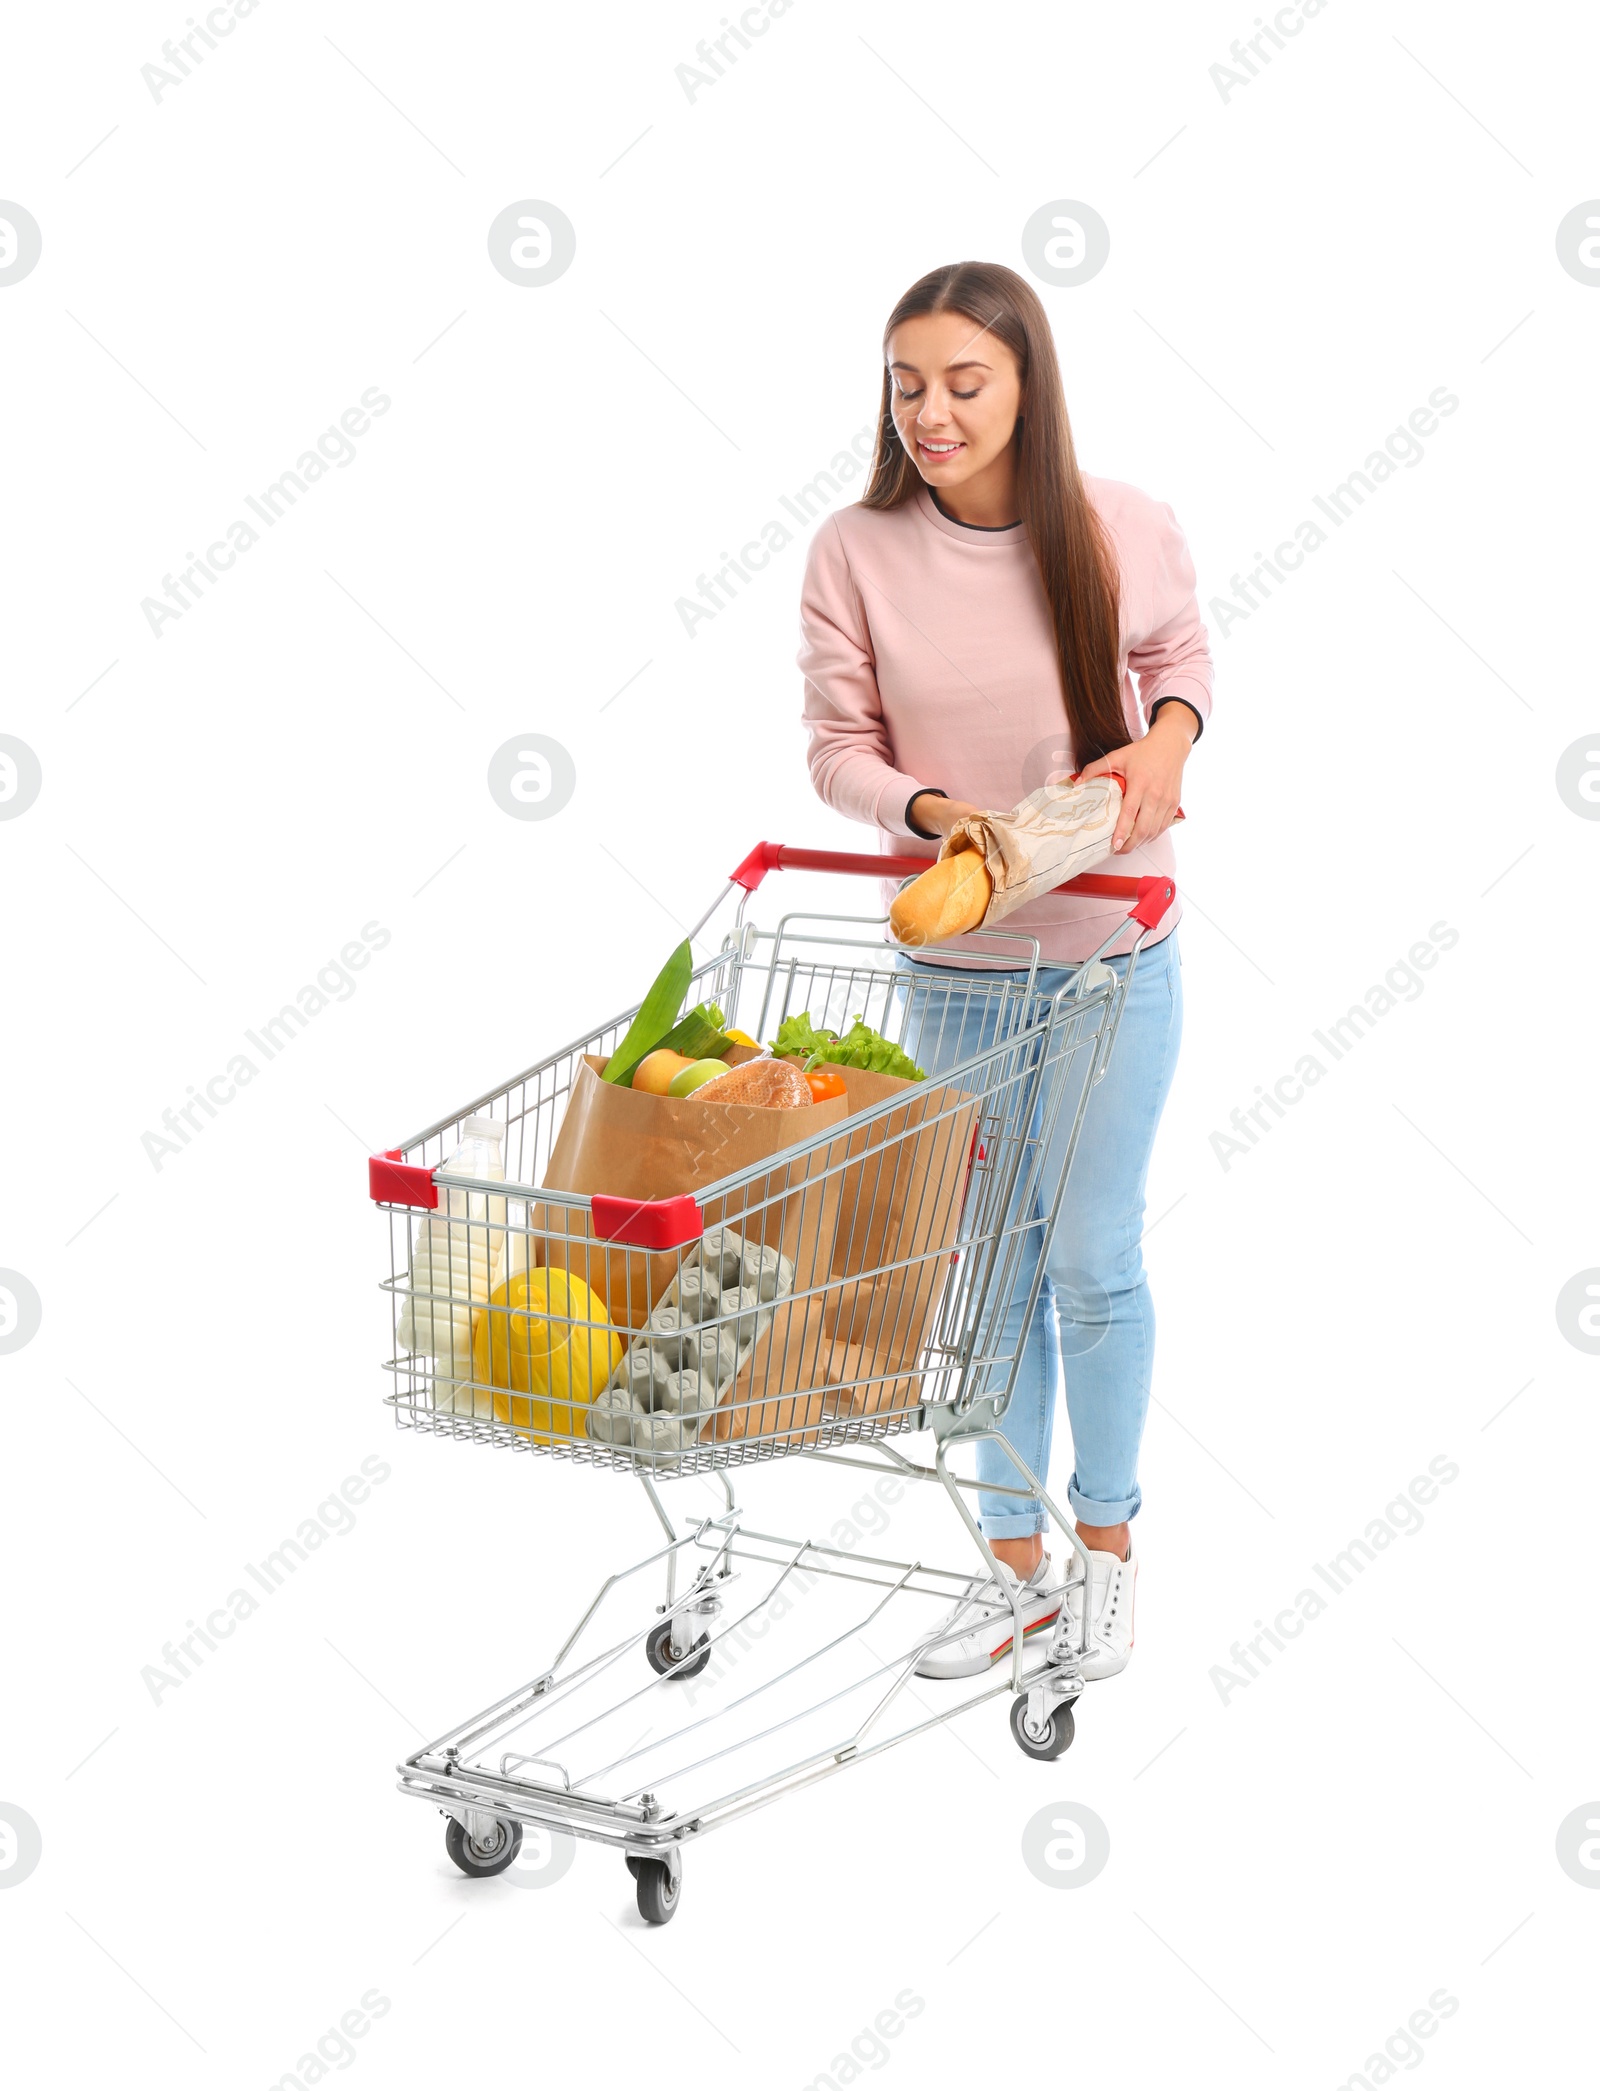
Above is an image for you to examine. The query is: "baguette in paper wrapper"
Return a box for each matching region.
[890,775,1125,945]
[889,850,992,946]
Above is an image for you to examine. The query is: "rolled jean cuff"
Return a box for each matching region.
[978,1505,1048,1540]
[1067,1474,1142,1526]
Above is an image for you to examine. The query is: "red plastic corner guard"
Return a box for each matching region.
[591,1193,704,1249]
[1130,876,1176,929]
[369,1150,438,1209]
[728,841,785,892]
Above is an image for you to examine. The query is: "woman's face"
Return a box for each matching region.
[887,310,1022,488]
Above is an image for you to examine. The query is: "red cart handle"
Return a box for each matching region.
[727,843,1175,932]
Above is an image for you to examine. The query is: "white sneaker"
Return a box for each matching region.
[1056,1545,1136,1679]
[915,1555,1063,1680]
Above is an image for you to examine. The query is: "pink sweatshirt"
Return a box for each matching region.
[798,479,1212,963]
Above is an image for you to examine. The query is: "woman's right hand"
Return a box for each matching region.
[916,796,983,840]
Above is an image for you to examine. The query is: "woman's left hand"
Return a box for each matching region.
[1077,706,1196,853]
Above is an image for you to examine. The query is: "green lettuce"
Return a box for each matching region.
[769,1012,924,1081]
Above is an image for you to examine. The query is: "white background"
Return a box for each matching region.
[3,0,1598,2083]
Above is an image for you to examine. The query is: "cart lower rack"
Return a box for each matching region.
[371,844,1175,1920]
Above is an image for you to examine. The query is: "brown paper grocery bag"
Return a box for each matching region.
[808,1065,979,1413]
[698,1293,845,1449]
[535,1054,848,1333]
[700,1065,979,1445]
[700,1296,930,1450]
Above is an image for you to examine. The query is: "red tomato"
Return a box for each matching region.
[805,1068,847,1102]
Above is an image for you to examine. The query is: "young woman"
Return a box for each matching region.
[798,261,1211,1681]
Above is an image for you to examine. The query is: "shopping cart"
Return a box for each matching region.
[370,844,1175,1921]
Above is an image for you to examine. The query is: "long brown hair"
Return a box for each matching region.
[862,261,1126,768]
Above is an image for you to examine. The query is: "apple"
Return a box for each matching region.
[667,1058,731,1098]
[633,1049,693,1095]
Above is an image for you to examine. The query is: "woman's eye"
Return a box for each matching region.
[953,388,980,399]
[895,385,924,402]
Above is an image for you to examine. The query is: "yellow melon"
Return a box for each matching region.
[470,1268,622,1441]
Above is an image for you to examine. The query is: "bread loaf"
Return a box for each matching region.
[889,849,993,946]
[693,1056,812,1109]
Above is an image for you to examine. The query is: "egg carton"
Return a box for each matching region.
[587,1225,794,1464]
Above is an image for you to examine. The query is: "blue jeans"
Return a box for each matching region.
[897,932,1183,1536]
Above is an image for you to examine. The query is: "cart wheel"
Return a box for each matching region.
[634,1856,681,1925]
[1010,1693,1076,1761]
[444,1815,523,1878]
[646,1621,711,1680]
